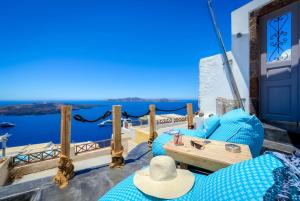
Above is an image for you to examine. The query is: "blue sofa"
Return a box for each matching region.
[100,153,284,201]
[152,109,264,157]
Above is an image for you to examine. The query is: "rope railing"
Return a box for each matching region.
[122,110,150,119]
[73,105,189,123]
[73,111,112,123]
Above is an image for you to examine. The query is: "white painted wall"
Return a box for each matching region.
[199,53,233,115]
[199,52,247,114]
[199,0,272,115]
[0,159,9,186]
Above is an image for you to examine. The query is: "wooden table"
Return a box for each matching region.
[163,136,252,172]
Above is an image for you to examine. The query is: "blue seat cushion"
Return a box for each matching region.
[209,109,264,157]
[100,173,207,201]
[220,108,250,124]
[201,115,220,138]
[175,115,220,139]
[152,133,173,156]
[100,154,283,201]
[197,154,283,201]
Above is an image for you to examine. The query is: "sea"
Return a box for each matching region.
[0,100,198,147]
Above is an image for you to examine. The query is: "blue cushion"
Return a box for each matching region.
[202,115,220,138]
[152,134,173,156]
[175,128,206,138]
[100,154,283,201]
[220,108,250,124]
[209,109,264,157]
[197,154,283,201]
[228,116,264,157]
[167,115,220,139]
[100,173,207,201]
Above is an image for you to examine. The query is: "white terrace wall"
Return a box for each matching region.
[0,159,10,186]
[199,0,272,115]
[9,135,131,178]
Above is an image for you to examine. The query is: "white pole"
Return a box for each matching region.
[2,139,6,158]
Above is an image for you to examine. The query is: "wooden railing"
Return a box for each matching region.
[11,148,60,167]
[75,139,111,155]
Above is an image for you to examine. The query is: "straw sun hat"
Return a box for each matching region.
[133,156,195,199]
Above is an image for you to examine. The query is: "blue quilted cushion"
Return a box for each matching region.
[100,154,283,201]
[202,115,220,138]
[100,173,207,201]
[175,115,220,139]
[220,108,250,124]
[152,134,173,156]
[209,109,264,157]
[197,154,283,201]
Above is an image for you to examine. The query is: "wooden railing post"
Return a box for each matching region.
[53,105,74,189]
[148,104,157,148]
[110,105,124,168]
[60,105,72,157]
[187,103,194,129]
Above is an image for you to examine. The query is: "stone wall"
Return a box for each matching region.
[216,97,244,115]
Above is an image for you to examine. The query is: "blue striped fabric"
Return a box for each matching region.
[100,154,283,201]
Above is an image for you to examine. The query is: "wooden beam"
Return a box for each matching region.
[187,103,194,129]
[148,104,157,148]
[53,105,74,189]
[110,105,124,168]
[112,105,122,153]
[60,105,72,157]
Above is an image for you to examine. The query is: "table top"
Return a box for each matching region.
[163,136,252,171]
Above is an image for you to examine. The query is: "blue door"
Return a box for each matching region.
[260,2,299,122]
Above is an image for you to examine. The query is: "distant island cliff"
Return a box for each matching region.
[107,97,177,102]
[0,103,100,116]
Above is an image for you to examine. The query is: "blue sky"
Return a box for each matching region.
[0,0,250,100]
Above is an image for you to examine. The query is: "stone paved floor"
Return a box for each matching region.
[0,143,151,201]
[12,155,112,185]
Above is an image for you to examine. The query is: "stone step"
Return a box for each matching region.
[262,122,299,154]
[262,139,297,154]
[263,123,291,144]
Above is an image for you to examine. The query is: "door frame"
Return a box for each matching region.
[249,0,299,120]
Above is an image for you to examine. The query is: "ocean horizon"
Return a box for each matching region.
[0,100,198,147]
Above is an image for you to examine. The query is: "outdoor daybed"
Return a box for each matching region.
[152,109,264,157]
[100,151,300,200]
